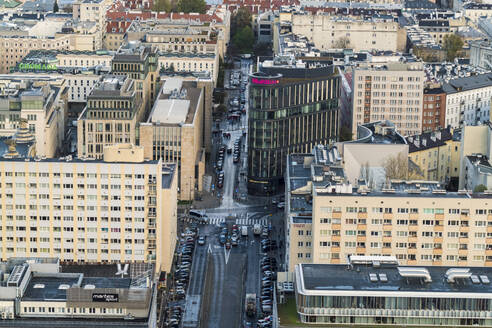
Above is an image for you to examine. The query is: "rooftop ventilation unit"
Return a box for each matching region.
[445,268,472,283]
[379,273,388,282]
[83,284,95,289]
[480,275,490,284]
[58,284,70,290]
[33,284,45,289]
[6,264,27,287]
[398,267,432,282]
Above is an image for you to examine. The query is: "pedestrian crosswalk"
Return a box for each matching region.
[181,216,269,226]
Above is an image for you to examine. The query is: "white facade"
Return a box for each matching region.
[444,84,492,128]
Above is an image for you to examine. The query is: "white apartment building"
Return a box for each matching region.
[0,144,178,273]
[291,14,400,52]
[352,62,425,137]
[442,73,492,128]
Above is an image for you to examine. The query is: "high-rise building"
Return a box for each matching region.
[140,78,206,201]
[247,56,340,195]
[77,75,144,159]
[0,144,177,273]
[352,62,425,137]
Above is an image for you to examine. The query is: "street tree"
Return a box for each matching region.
[176,0,206,13]
[443,34,464,61]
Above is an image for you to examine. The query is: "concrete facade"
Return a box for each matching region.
[352,62,425,137]
[291,14,400,52]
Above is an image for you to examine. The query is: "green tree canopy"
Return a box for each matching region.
[232,7,251,32]
[176,0,206,13]
[474,184,487,192]
[53,0,59,12]
[153,0,172,12]
[233,26,254,54]
[443,34,464,62]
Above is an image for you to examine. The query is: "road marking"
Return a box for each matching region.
[208,244,212,254]
[224,247,231,264]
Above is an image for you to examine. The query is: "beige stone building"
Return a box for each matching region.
[290,13,402,52]
[0,144,178,273]
[77,75,144,159]
[140,78,205,201]
[72,0,112,30]
[352,62,426,137]
[111,42,159,116]
[0,78,67,158]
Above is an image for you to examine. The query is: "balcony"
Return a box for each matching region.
[148,233,156,240]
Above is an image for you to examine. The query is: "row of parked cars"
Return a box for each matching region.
[233,138,241,164]
[259,254,277,326]
[164,305,182,328]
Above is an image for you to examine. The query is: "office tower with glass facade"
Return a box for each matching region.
[247,56,340,195]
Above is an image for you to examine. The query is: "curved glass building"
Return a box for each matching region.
[247,57,340,195]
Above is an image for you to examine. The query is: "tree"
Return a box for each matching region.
[233,26,254,54]
[334,36,351,49]
[53,0,59,12]
[383,152,409,180]
[340,126,352,141]
[474,184,487,192]
[217,104,227,113]
[153,0,172,12]
[232,7,251,34]
[176,0,206,14]
[443,34,464,62]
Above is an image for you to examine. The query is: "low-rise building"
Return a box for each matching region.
[140,78,205,201]
[459,122,492,191]
[0,257,156,327]
[406,127,461,183]
[291,13,402,52]
[0,144,177,272]
[295,259,492,326]
[442,73,492,128]
[157,52,218,85]
[338,121,409,187]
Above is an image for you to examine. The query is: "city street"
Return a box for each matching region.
[179,58,285,328]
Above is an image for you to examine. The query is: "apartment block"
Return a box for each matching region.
[111,42,158,115]
[407,127,461,183]
[0,78,67,158]
[140,78,205,201]
[310,184,492,268]
[463,2,492,24]
[291,14,401,52]
[423,85,446,131]
[77,75,144,159]
[352,62,425,137]
[443,73,492,128]
[0,144,177,273]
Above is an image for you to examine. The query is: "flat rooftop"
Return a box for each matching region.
[148,79,201,125]
[298,263,492,295]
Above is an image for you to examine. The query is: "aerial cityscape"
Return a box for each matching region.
[1,0,492,327]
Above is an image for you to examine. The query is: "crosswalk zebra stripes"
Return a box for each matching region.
[181,216,269,226]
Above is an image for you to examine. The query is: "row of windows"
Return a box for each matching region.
[23,307,124,314]
[4,248,145,254]
[0,172,149,179]
[321,206,484,215]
